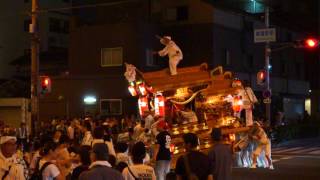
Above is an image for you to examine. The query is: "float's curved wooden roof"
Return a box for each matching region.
[142,64,212,92]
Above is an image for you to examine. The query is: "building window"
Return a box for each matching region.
[49,18,61,33]
[62,20,69,33]
[24,19,31,32]
[177,6,189,21]
[223,49,231,66]
[101,47,123,67]
[49,18,69,34]
[100,99,122,115]
[166,8,177,21]
[48,36,57,49]
[165,6,189,21]
[151,0,161,13]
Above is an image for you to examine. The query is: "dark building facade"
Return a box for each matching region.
[39,0,311,121]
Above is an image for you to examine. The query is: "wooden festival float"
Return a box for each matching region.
[124,63,253,157]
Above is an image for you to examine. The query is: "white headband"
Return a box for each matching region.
[163,36,171,40]
[0,136,17,145]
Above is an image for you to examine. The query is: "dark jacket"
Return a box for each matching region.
[79,165,123,180]
[71,165,89,180]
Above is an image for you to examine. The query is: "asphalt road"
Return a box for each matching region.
[232,138,320,180]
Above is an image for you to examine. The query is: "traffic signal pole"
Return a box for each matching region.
[31,0,40,136]
[265,7,271,124]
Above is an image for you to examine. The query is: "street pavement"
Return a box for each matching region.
[232,138,320,180]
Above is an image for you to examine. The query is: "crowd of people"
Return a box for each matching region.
[0,110,274,180]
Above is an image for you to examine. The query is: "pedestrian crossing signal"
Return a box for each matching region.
[257,70,266,86]
[40,76,51,94]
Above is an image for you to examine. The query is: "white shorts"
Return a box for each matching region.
[253,141,271,157]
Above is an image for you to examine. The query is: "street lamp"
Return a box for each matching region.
[83,96,97,105]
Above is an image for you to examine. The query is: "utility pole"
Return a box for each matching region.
[265,7,271,123]
[31,0,39,136]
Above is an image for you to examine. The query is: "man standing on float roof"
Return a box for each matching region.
[157,36,183,75]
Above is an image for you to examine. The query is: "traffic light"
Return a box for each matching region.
[294,38,319,49]
[304,38,319,48]
[40,76,51,94]
[257,70,266,86]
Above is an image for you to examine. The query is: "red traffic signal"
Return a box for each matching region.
[294,38,319,49]
[305,38,319,48]
[43,78,49,86]
[40,76,51,94]
[257,70,266,86]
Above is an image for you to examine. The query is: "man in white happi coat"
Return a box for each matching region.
[0,135,25,180]
[239,86,258,126]
[124,63,136,82]
[16,122,29,150]
[157,36,183,75]
[179,107,198,124]
[249,122,273,169]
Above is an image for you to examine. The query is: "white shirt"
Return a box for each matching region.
[116,153,131,165]
[117,132,130,142]
[17,127,28,139]
[133,124,144,140]
[158,41,183,60]
[81,131,93,146]
[67,126,74,140]
[122,164,156,180]
[144,115,154,130]
[136,132,151,145]
[240,87,258,109]
[89,161,112,169]
[0,151,25,180]
[39,159,60,180]
[253,127,269,145]
[91,139,116,157]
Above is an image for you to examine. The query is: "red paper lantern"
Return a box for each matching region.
[232,96,243,112]
[138,97,149,116]
[138,83,147,96]
[232,79,242,88]
[170,143,175,153]
[155,94,165,116]
[128,85,137,96]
